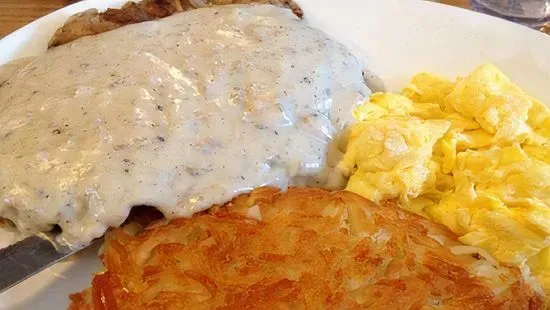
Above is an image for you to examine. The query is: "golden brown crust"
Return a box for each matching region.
[48,0,302,48]
[69,187,543,309]
[0,217,11,226]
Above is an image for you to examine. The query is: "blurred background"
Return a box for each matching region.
[1,0,79,37]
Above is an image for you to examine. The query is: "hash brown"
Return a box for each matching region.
[69,187,543,309]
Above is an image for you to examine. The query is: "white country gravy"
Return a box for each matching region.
[0,5,370,248]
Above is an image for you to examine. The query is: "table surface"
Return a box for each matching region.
[0,0,470,38]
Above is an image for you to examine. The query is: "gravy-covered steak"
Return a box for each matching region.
[48,0,302,47]
[0,4,369,248]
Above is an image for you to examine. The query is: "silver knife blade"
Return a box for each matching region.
[0,235,85,293]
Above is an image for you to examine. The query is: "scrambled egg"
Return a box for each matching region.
[340,64,550,294]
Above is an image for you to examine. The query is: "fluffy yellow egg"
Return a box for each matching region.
[340,118,449,202]
[342,64,550,296]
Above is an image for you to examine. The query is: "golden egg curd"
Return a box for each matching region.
[340,64,550,295]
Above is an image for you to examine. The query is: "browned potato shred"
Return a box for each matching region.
[69,187,543,309]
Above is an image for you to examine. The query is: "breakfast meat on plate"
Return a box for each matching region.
[0,0,369,248]
[48,0,303,47]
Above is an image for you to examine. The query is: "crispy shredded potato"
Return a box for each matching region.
[69,187,543,309]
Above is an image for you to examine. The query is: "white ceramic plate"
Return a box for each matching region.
[0,0,549,308]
